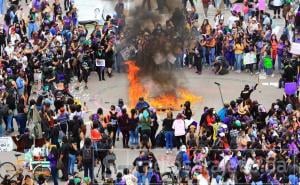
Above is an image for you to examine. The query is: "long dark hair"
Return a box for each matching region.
[50,147,59,159]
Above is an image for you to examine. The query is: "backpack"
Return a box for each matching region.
[6,93,16,110]
[82,146,93,163]
[150,172,162,185]
[175,151,184,167]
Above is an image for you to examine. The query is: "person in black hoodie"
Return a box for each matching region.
[0,25,6,56]
[118,108,130,148]
[60,136,70,181]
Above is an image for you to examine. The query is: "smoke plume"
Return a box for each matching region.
[124,0,193,96]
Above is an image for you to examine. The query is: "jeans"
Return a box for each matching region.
[175,53,183,69]
[15,113,27,135]
[130,130,139,145]
[265,68,273,76]
[84,163,94,182]
[135,172,146,185]
[226,51,235,67]
[114,52,123,73]
[209,48,215,66]
[27,22,38,38]
[235,54,243,71]
[4,114,13,131]
[68,154,76,175]
[165,131,174,150]
[51,166,58,185]
[277,55,283,71]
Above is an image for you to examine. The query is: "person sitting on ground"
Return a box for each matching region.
[213,56,229,75]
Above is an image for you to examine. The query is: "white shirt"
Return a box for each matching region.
[4,46,14,57]
[172,119,186,136]
[197,174,209,185]
[273,0,283,6]
[227,15,239,29]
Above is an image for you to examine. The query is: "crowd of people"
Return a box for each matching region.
[0,0,298,184]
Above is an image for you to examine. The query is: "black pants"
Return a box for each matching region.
[195,56,202,73]
[142,0,151,10]
[175,135,186,149]
[62,158,69,180]
[273,6,281,16]
[97,66,105,81]
[108,125,117,146]
[121,130,129,147]
[150,127,157,147]
[83,163,94,182]
[183,0,195,8]
[79,69,89,83]
[64,0,70,10]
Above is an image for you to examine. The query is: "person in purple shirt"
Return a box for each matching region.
[48,147,59,185]
[63,11,72,31]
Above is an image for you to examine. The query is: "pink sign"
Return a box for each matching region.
[258,0,266,11]
[232,4,242,13]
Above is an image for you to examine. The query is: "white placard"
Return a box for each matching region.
[120,45,136,60]
[290,42,300,55]
[243,53,257,65]
[0,137,14,152]
[96,59,105,67]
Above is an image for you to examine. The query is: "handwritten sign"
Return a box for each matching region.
[0,137,14,152]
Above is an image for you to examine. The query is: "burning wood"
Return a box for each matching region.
[126,61,202,110]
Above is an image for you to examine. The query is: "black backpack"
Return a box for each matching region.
[82,146,93,163]
[6,93,16,110]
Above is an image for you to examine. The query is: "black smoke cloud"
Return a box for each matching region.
[124,0,193,95]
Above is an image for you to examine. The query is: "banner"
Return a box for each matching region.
[0,137,14,152]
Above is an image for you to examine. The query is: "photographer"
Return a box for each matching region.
[212,56,229,75]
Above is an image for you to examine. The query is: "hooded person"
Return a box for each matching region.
[240,84,258,101]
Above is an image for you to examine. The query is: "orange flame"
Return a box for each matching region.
[125,61,147,108]
[126,61,202,110]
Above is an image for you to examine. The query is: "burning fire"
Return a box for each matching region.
[126,61,202,110]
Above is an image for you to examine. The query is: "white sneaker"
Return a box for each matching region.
[255,71,260,75]
[166,150,169,154]
[271,74,275,77]
[235,70,241,73]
